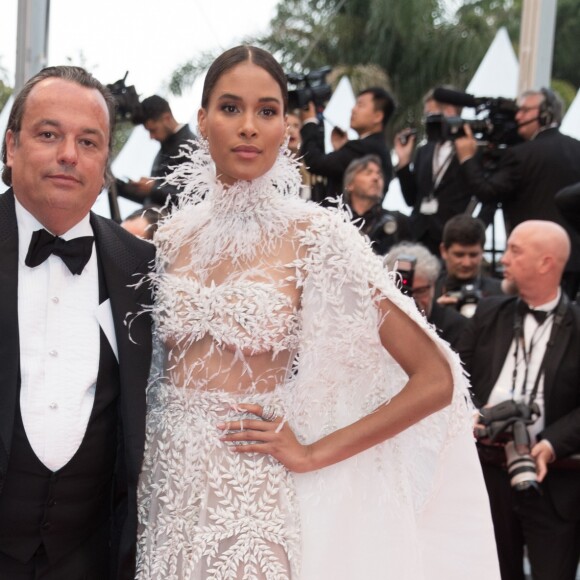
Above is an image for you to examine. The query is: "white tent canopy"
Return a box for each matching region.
[560,89,580,140]
[388,26,519,249]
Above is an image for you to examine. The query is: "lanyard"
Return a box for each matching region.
[510,295,568,404]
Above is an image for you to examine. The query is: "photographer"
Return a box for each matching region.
[435,214,503,317]
[386,242,467,350]
[116,95,197,206]
[394,87,478,255]
[455,88,580,300]
[344,155,411,255]
[299,87,395,202]
[458,220,580,580]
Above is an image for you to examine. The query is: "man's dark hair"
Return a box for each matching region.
[442,214,486,248]
[2,65,115,187]
[139,95,172,123]
[358,87,396,130]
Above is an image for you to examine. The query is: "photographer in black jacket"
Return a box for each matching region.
[116,95,197,206]
[435,214,503,317]
[344,155,411,255]
[394,87,475,255]
[455,88,580,299]
[300,87,395,203]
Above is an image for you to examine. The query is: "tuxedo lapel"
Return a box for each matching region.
[90,213,152,479]
[0,190,20,482]
[482,301,517,403]
[542,305,573,413]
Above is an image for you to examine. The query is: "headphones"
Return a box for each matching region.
[538,87,561,127]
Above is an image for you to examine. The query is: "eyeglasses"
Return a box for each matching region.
[410,285,433,297]
[518,105,539,113]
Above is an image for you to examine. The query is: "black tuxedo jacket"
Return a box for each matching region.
[460,128,580,271]
[458,295,580,520]
[396,141,476,254]
[0,189,154,578]
[300,123,392,198]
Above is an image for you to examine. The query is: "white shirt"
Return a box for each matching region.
[432,141,454,189]
[16,198,101,471]
[488,291,561,442]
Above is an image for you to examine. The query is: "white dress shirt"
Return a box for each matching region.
[488,291,561,442]
[16,198,101,471]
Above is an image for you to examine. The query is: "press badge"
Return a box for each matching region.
[420,196,439,215]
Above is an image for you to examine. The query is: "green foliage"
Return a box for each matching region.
[164,0,580,137]
[553,0,580,89]
[0,80,12,112]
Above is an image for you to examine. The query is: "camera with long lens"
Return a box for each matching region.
[106,72,142,122]
[475,400,542,491]
[394,255,417,296]
[287,66,333,111]
[425,87,521,147]
[445,282,482,318]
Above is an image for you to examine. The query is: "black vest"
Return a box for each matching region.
[0,263,121,565]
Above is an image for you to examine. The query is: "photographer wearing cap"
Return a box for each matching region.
[455,88,580,300]
[344,155,411,255]
[386,242,467,350]
[300,87,395,203]
[116,95,197,206]
[458,220,580,580]
[394,87,477,256]
[435,214,503,317]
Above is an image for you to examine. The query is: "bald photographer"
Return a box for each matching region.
[458,220,580,580]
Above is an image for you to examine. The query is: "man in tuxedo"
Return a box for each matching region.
[300,87,395,202]
[458,220,580,580]
[0,66,154,579]
[456,88,580,299]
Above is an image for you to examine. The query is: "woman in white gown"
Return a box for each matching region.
[136,45,500,580]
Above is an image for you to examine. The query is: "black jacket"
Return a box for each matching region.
[117,124,197,206]
[459,127,580,272]
[300,123,392,200]
[0,189,154,578]
[458,295,580,520]
[397,141,475,255]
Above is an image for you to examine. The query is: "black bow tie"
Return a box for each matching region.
[522,303,549,325]
[25,229,94,275]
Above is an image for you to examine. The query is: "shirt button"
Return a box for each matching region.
[51,296,59,304]
[49,402,58,410]
[48,350,58,357]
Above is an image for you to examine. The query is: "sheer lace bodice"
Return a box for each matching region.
[137,145,500,580]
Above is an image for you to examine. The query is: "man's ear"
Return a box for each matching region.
[5,130,16,167]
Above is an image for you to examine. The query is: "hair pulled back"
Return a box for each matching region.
[201,46,288,113]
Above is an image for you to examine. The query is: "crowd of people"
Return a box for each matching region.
[0,43,579,580]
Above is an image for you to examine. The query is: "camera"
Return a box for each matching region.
[445,283,482,318]
[425,87,521,147]
[106,72,142,122]
[287,67,333,110]
[475,400,541,491]
[395,255,417,296]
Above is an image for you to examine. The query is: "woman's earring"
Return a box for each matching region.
[197,132,209,153]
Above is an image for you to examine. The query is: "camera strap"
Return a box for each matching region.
[511,293,569,405]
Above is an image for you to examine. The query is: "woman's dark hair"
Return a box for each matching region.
[2,65,116,187]
[201,45,288,113]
